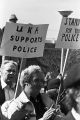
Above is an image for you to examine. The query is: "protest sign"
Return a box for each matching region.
[56,17,80,49]
[0,22,48,58]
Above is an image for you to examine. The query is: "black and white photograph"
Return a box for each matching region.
[0,0,80,120]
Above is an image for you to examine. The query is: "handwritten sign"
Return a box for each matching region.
[0,22,48,58]
[56,17,80,49]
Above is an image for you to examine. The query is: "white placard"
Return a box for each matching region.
[56,17,80,49]
[0,22,48,58]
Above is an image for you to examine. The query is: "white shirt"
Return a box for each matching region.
[4,86,15,101]
[1,91,36,120]
[1,78,15,101]
[1,78,7,89]
[71,108,80,120]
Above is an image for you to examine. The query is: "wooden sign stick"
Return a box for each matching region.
[14,58,23,98]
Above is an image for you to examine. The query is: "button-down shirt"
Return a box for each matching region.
[1,78,15,101]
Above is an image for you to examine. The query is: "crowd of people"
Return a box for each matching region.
[0,14,80,120]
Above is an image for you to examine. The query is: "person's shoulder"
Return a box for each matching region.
[64,111,75,120]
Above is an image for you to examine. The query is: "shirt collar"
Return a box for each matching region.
[1,78,7,89]
[18,91,30,103]
[71,108,80,120]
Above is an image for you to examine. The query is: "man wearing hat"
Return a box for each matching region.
[1,14,18,37]
[1,14,20,65]
[9,14,18,23]
[0,15,18,66]
[2,14,18,31]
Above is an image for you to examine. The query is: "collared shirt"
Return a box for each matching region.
[71,108,80,120]
[1,78,7,89]
[1,78,15,101]
[1,91,36,120]
[4,86,15,101]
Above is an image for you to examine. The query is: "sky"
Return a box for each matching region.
[0,0,80,42]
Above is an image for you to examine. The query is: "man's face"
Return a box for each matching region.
[30,73,44,97]
[1,63,18,88]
